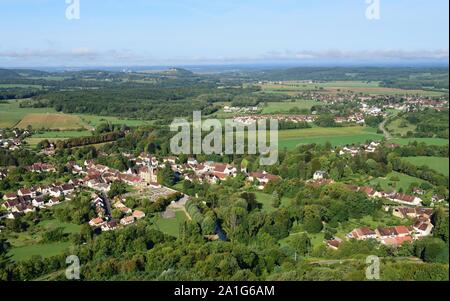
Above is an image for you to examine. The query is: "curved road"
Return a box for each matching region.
[379,118,392,140]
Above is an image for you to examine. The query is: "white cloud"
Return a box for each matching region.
[0,48,448,66]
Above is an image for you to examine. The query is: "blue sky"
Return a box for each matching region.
[0,0,448,67]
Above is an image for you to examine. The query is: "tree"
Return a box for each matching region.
[0,238,11,256]
[433,207,449,243]
[108,181,128,198]
[157,165,176,186]
[112,208,124,220]
[415,238,449,263]
[271,191,281,208]
[303,205,323,233]
[201,212,217,235]
[290,233,311,256]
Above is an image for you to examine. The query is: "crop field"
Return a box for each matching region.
[0,84,42,89]
[261,100,321,114]
[259,81,446,96]
[402,156,449,176]
[0,101,57,128]
[278,126,383,149]
[16,113,88,130]
[0,100,151,130]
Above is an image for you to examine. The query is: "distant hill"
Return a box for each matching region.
[160,68,194,77]
[0,69,21,79]
[12,69,49,77]
[0,68,49,79]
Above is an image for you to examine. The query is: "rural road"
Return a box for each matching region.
[379,116,394,140]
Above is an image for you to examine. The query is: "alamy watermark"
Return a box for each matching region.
[365,0,381,20]
[366,255,380,280]
[65,0,80,20]
[170,111,279,165]
[66,255,80,280]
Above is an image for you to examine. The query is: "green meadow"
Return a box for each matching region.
[261,100,321,114]
[391,138,449,146]
[152,210,188,238]
[78,114,152,128]
[369,171,430,193]
[254,192,292,213]
[402,156,449,176]
[6,218,81,262]
[278,126,383,149]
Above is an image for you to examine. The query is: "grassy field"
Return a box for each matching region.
[25,130,93,147]
[31,130,92,139]
[16,113,88,130]
[369,171,430,192]
[38,219,82,234]
[391,137,449,146]
[152,210,188,238]
[386,117,416,137]
[7,242,72,261]
[78,114,151,128]
[278,126,383,149]
[254,192,292,212]
[6,218,80,261]
[261,100,321,114]
[402,156,449,176]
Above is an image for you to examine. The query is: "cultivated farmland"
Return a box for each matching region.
[16,113,88,130]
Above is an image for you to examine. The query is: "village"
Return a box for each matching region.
[1,139,442,250]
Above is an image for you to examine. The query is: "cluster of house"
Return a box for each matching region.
[232,114,366,126]
[88,194,146,232]
[326,207,434,250]
[309,172,424,207]
[344,184,423,206]
[0,138,22,150]
[334,113,365,125]
[0,129,30,150]
[402,97,449,111]
[338,141,381,156]
[175,158,280,189]
[233,114,317,125]
[223,106,259,113]
[66,160,143,193]
[123,153,281,190]
[1,181,78,219]
[360,104,384,116]
[25,162,57,173]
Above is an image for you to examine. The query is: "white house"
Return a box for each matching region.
[313,170,327,180]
